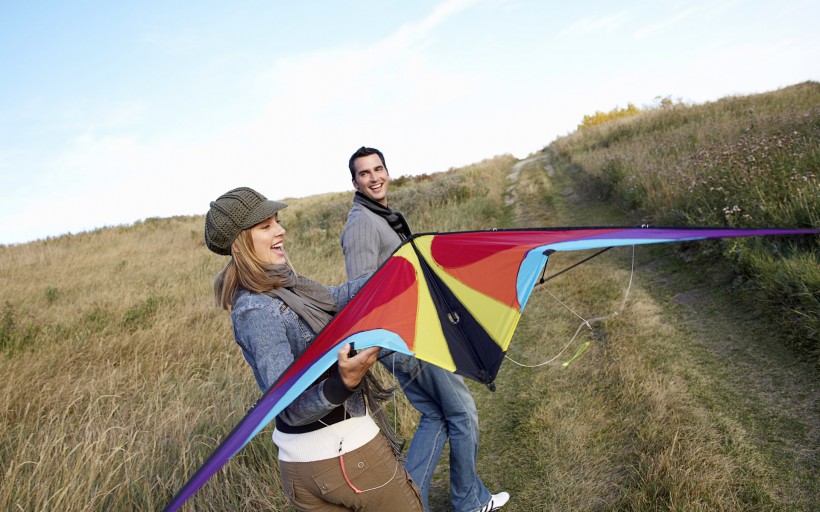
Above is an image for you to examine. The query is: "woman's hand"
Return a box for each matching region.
[337,344,379,389]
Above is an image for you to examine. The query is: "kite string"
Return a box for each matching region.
[504,245,636,369]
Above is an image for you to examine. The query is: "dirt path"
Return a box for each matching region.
[506,153,819,509]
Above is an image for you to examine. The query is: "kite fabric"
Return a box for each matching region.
[164,226,817,511]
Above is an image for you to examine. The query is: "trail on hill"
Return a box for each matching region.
[498,153,819,510]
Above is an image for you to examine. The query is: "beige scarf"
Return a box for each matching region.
[263,265,337,333]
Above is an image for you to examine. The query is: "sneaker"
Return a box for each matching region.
[477,491,510,512]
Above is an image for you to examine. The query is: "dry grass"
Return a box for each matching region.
[2,86,817,511]
[468,158,817,511]
[550,81,820,359]
[0,156,513,511]
[0,217,283,510]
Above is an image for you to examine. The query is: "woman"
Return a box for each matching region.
[204,187,422,511]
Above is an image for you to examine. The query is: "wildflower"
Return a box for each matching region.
[723,205,742,221]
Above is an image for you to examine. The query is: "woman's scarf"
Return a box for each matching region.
[353,191,412,240]
[263,265,337,333]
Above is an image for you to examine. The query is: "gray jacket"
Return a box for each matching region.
[341,200,418,375]
[341,202,403,280]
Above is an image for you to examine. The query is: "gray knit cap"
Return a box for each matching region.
[204,187,287,255]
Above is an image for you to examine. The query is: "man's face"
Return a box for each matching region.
[352,153,390,206]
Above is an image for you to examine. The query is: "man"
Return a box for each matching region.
[340,146,509,512]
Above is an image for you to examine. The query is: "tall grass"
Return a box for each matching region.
[0,216,280,510]
[2,85,817,511]
[476,157,817,510]
[550,81,820,358]
[0,156,513,511]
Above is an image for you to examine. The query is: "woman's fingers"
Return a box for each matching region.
[337,345,380,388]
[354,346,379,364]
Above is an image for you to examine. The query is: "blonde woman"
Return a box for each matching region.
[205,187,421,511]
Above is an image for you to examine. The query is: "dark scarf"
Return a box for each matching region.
[264,264,405,459]
[353,191,412,239]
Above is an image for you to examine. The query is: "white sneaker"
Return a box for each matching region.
[477,491,510,512]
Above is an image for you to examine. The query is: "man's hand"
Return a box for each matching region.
[337,344,379,389]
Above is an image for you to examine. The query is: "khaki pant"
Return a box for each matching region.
[279,434,423,511]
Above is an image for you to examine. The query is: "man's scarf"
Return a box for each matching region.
[353,191,412,239]
[263,265,337,333]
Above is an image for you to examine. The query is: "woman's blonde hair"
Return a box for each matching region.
[213,228,293,309]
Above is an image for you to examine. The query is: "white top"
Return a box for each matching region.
[272,414,380,462]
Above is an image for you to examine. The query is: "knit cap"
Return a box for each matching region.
[204,187,287,255]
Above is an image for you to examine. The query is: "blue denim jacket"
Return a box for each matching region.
[231,276,369,427]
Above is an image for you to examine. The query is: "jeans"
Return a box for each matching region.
[383,353,491,512]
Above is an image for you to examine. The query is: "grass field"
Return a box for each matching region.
[1,84,817,511]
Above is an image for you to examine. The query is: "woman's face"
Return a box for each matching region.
[249,214,287,265]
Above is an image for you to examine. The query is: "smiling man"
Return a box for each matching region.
[340,146,509,512]
[340,147,413,275]
[351,150,390,205]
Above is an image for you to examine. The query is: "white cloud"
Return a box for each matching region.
[0,0,495,245]
[633,6,699,40]
[558,11,631,38]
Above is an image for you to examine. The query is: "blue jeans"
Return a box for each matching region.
[382,353,491,512]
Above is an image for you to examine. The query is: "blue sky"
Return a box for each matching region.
[1,0,818,245]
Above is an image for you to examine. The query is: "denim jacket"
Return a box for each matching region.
[231,276,369,427]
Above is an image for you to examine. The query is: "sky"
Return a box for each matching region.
[1,0,818,245]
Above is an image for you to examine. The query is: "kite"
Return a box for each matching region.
[163,226,817,511]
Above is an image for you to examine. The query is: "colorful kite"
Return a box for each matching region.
[164,226,817,511]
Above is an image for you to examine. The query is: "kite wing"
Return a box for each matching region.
[164,226,817,511]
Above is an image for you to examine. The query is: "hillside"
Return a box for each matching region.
[552,81,819,360]
[1,84,818,511]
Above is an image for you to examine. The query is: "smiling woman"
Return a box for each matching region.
[182,186,424,512]
[249,214,288,266]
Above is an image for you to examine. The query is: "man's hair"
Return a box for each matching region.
[348,146,387,179]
